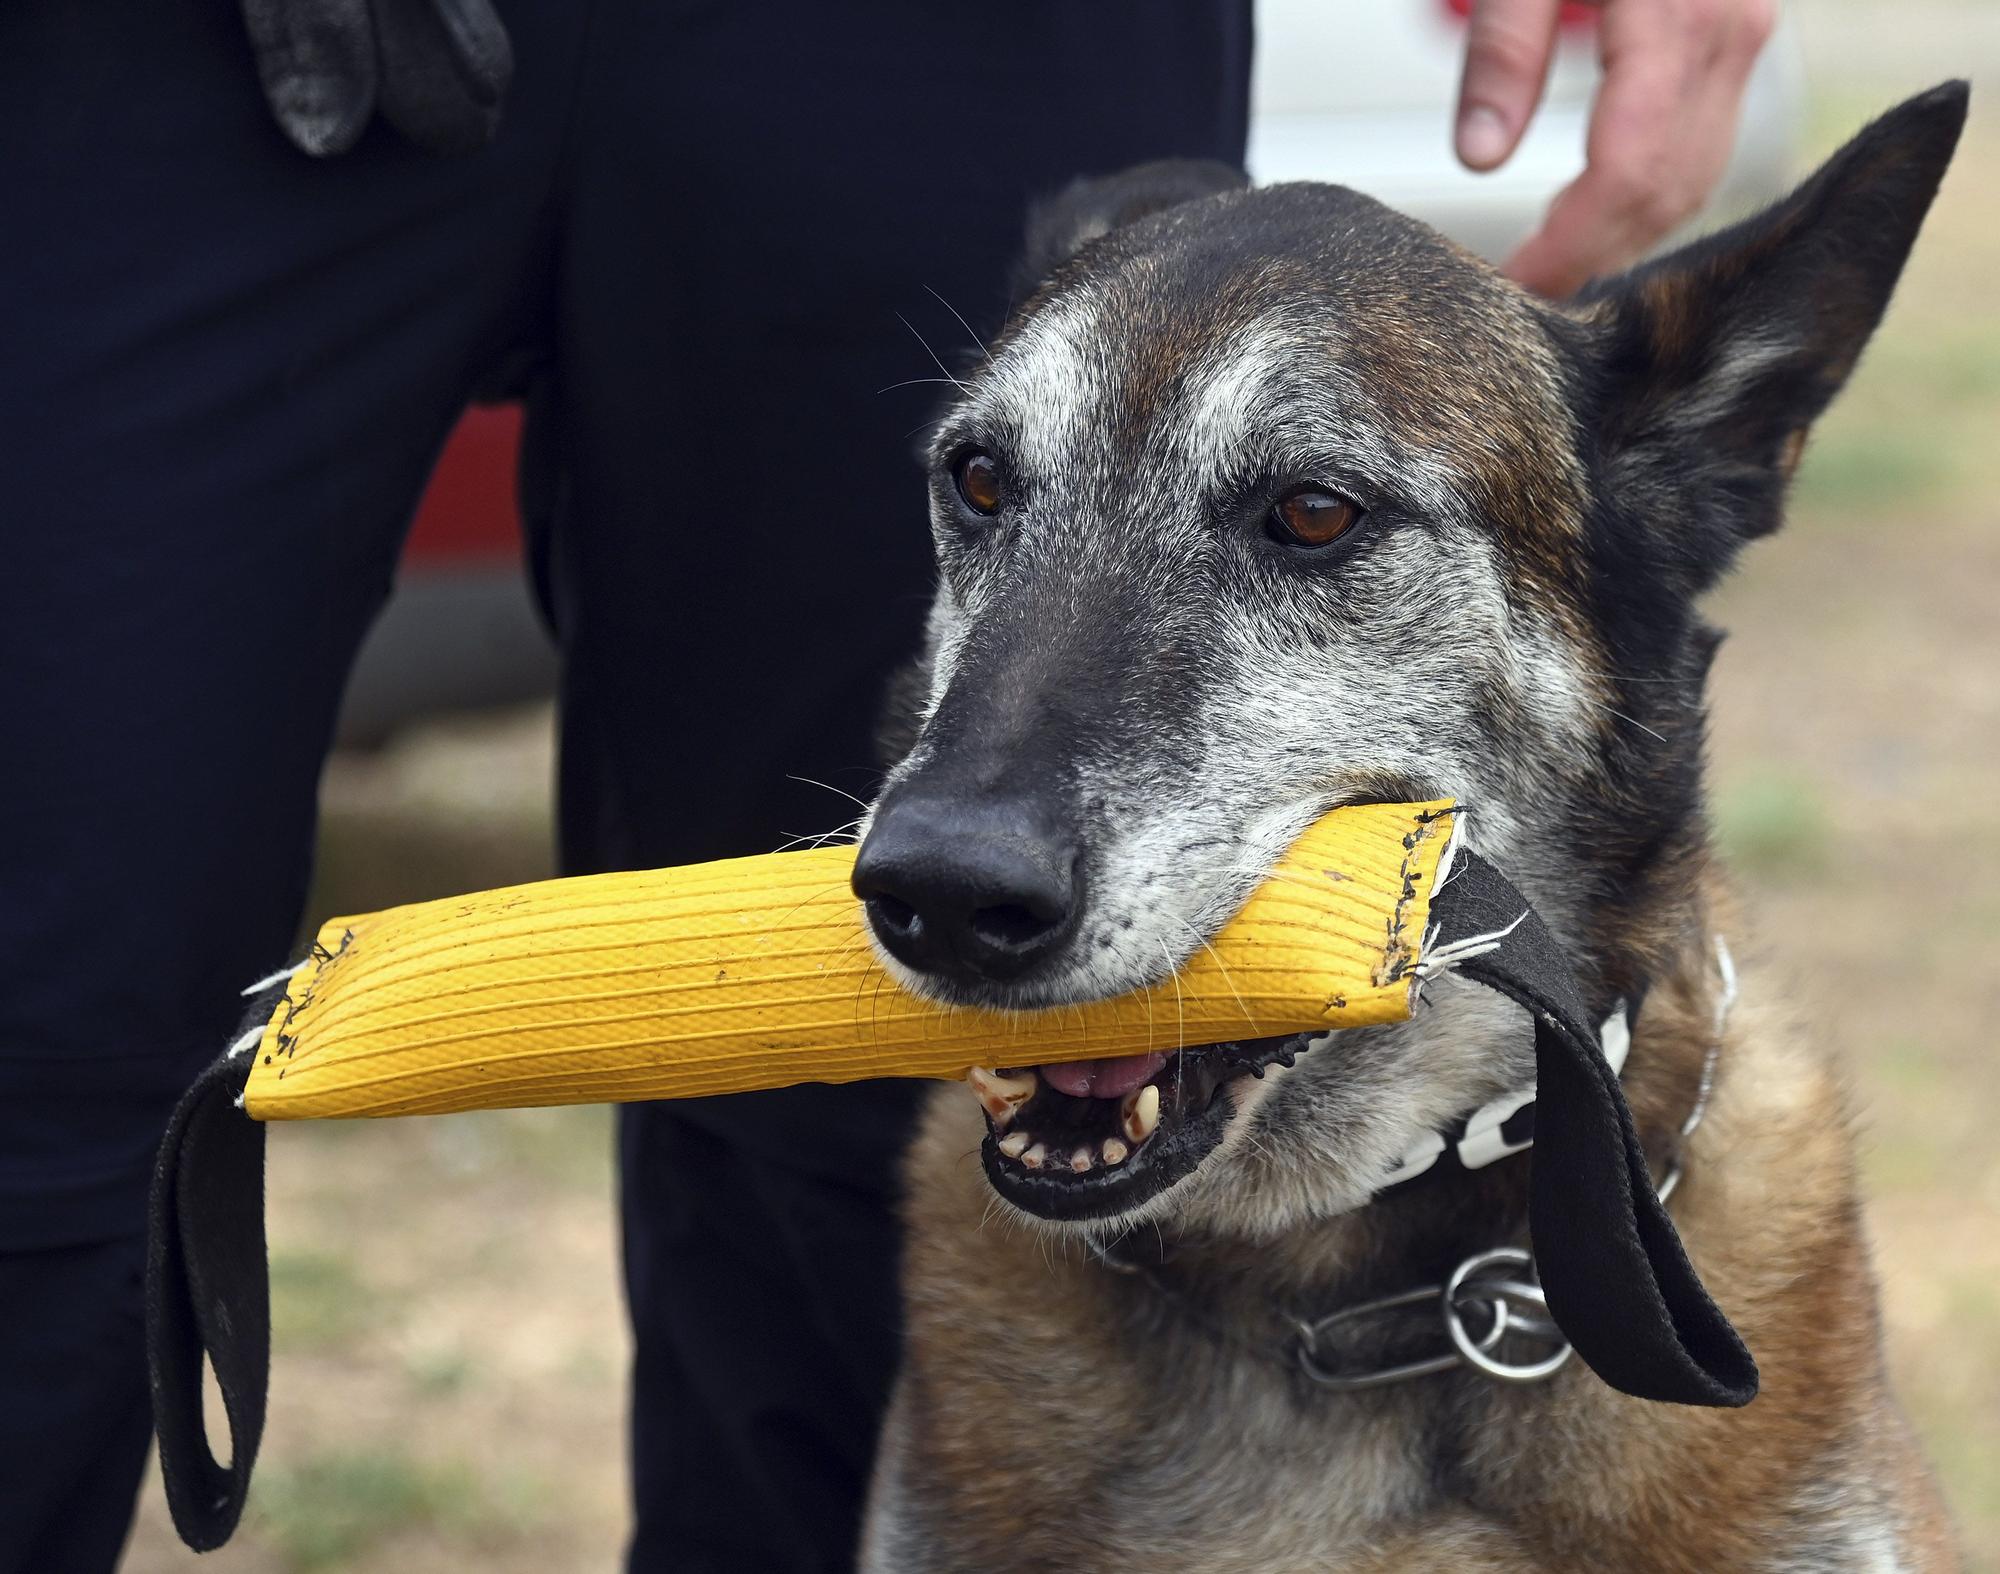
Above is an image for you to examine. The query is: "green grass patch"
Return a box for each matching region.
[1713,770,1834,881]
[248,1447,501,1571]
[1791,354,1994,517]
[421,1104,614,1191]
[1914,1414,2000,1549]
[1863,1131,1948,1194]
[1884,331,2000,403]
[268,1250,374,1351]
[403,1345,475,1397]
[492,1103,614,1190]
[1790,427,1955,513]
[1869,1037,1946,1097]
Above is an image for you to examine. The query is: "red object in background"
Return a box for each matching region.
[1441,0,1599,28]
[402,404,525,568]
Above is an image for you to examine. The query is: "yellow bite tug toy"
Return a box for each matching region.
[243,799,1458,1121]
[152,793,1764,1555]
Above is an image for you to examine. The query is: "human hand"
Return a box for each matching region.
[1453,0,1777,296]
[239,0,512,158]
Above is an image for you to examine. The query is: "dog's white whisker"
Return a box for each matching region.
[783,774,872,811]
[1593,702,1669,743]
[770,814,867,854]
[894,311,972,393]
[1174,917,1254,1029]
[923,283,992,365]
[875,376,973,395]
[1578,668,1700,687]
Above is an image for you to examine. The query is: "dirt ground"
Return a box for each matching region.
[123,15,1999,1572]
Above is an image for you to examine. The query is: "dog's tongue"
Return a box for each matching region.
[1037,1052,1168,1100]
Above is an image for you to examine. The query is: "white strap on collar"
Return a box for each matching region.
[1377,933,1733,1195]
[1374,1000,1631,1191]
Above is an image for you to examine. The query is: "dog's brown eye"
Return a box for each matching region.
[1269,489,1362,549]
[954,451,1004,515]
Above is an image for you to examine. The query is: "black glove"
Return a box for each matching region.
[239,0,513,158]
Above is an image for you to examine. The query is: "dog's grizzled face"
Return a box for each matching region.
[852,89,1964,1236]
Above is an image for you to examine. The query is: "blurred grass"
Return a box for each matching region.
[403,1347,475,1398]
[247,1450,511,1572]
[268,1251,377,1352]
[1711,770,1834,881]
[1790,429,1959,513]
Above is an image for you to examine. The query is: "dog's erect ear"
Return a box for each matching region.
[1584,82,1967,588]
[1014,159,1249,294]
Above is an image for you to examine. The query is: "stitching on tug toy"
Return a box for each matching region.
[239,798,1458,1122]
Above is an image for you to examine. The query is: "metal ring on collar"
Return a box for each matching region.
[1442,1247,1573,1383]
[1294,1281,1506,1390]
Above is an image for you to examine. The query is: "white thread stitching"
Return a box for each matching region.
[241,961,306,997]
[1412,910,1529,979]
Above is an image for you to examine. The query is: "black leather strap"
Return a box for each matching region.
[1427,849,1758,1407]
[145,1043,270,1550]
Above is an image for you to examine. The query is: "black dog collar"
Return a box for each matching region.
[1373,997,1635,1198]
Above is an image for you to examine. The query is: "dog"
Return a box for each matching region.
[849,84,1970,1572]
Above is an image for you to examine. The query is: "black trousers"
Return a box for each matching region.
[0,1,1250,1568]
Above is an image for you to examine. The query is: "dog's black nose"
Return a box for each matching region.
[852,793,1080,984]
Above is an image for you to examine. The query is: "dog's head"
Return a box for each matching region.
[854,86,1966,1238]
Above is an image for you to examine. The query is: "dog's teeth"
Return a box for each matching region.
[1100,1138,1128,1166]
[1022,1143,1047,1170]
[1070,1146,1093,1174]
[1121,1084,1161,1144]
[967,1066,1038,1129]
[997,1131,1031,1160]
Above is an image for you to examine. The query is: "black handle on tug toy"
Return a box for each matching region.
[1433,852,1756,1408]
[146,1043,267,1551]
